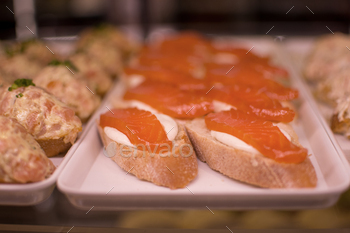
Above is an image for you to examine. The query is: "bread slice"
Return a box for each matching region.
[97,121,198,189]
[185,118,317,188]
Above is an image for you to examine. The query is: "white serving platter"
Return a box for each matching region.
[57,38,350,210]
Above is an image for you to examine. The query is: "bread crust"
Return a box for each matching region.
[185,118,317,188]
[331,114,350,138]
[97,122,198,189]
[37,138,72,157]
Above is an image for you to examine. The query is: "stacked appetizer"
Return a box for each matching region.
[304,33,350,138]
[0,25,136,183]
[98,32,317,189]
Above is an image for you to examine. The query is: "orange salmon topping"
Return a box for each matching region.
[205,109,307,164]
[124,81,213,119]
[137,53,203,76]
[124,66,207,90]
[205,63,298,100]
[207,85,295,122]
[208,47,289,78]
[100,108,171,150]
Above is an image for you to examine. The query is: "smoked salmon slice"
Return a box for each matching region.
[207,85,295,122]
[158,31,211,55]
[206,64,298,100]
[208,47,289,78]
[137,53,204,77]
[100,108,171,150]
[124,81,213,119]
[205,109,308,164]
[124,66,207,90]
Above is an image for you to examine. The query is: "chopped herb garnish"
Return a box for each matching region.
[4,46,16,57]
[19,39,37,53]
[48,59,79,72]
[15,93,23,98]
[48,60,61,66]
[4,39,37,57]
[8,79,35,91]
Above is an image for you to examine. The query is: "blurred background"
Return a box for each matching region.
[1,0,350,40]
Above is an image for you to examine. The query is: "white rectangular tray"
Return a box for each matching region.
[57,38,350,210]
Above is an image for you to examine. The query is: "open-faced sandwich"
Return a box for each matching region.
[185,110,316,188]
[33,60,101,122]
[68,53,113,96]
[0,79,82,157]
[97,80,215,189]
[76,24,139,78]
[97,107,199,190]
[0,39,56,83]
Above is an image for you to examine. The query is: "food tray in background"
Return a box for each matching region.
[285,38,350,164]
[0,39,116,206]
[57,37,350,210]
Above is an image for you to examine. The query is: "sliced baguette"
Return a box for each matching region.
[185,118,317,188]
[97,121,198,189]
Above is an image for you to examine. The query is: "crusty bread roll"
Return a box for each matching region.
[185,118,317,188]
[97,121,198,189]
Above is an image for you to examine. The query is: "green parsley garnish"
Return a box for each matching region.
[5,39,37,57]
[48,59,79,72]
[16,93,23,98]
[8,79,35,91]
[4,46,16,57]
[19,39,37,53]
